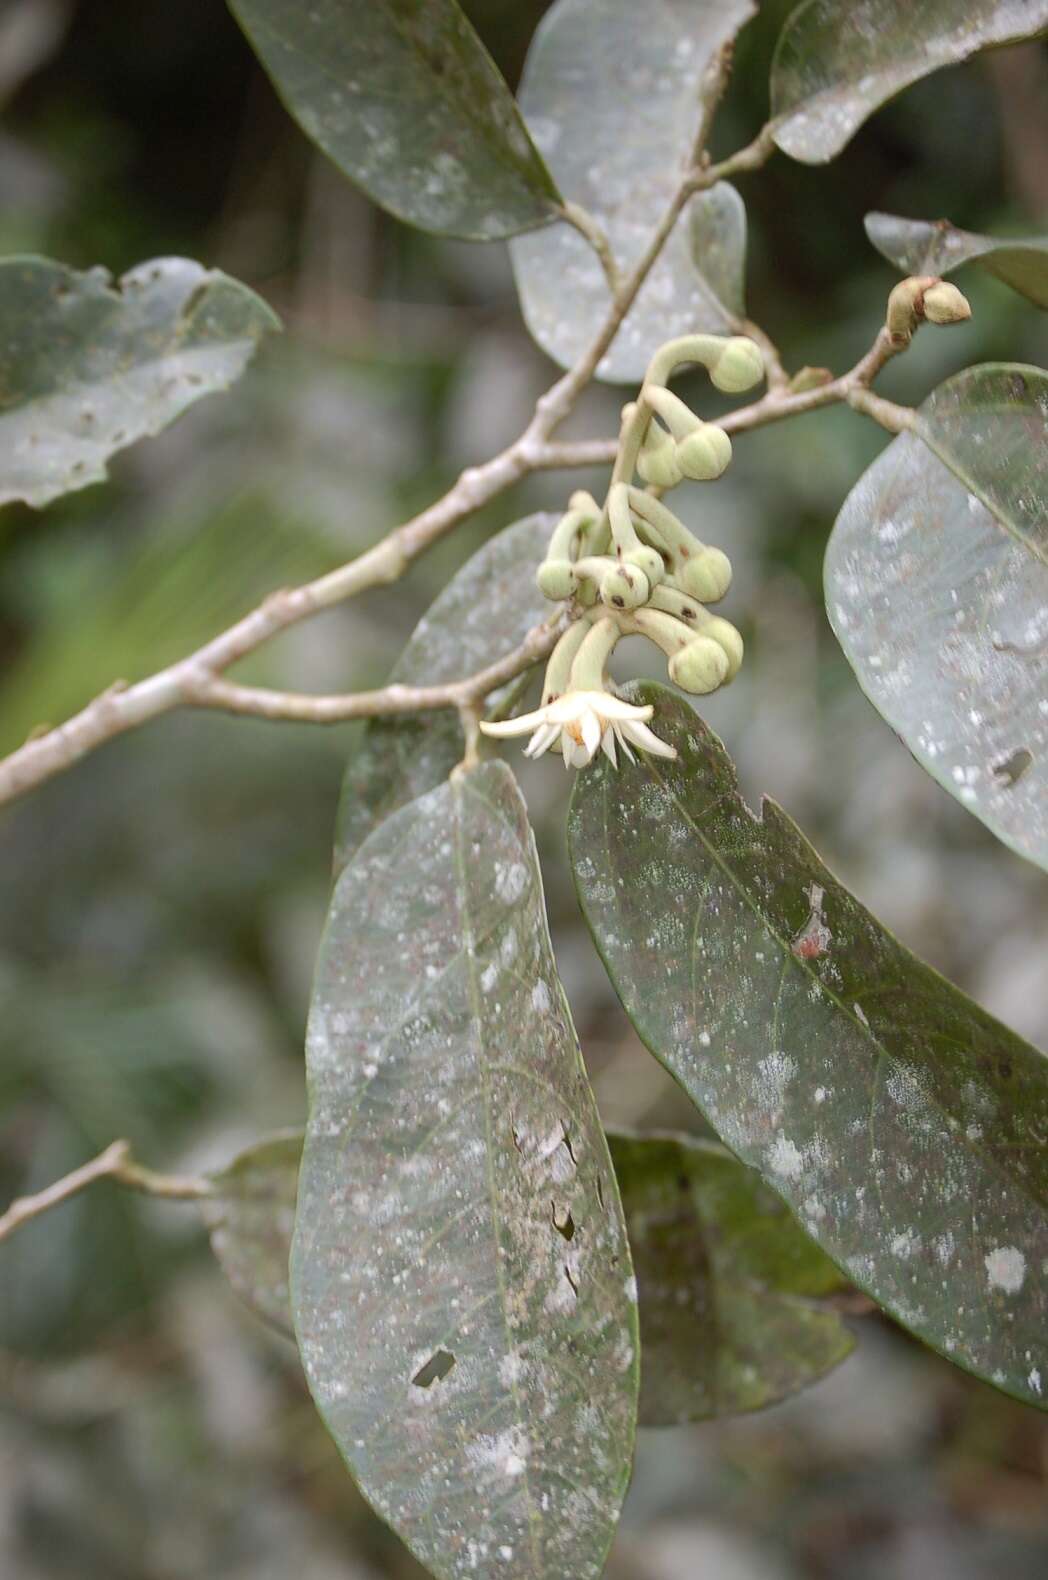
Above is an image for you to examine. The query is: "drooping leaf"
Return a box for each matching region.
[201,1124,853,1422]
[510,0,754,383]
[864,212,1048,309]
[609,1130,853,1425]
[771,0,1048,164]
[333,512,555,877]
[294,760,639,1580]
[826,364,1048,870]
[569,684,1048,1409]
[200,1131,302,1338]
[0,255,279,508]
[227,0,560,241]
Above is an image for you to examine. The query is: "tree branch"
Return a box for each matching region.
[0,116,781,811]
[0,1141,212,1245]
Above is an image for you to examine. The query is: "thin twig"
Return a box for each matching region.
[557,201,623,297]
[0,114,781,812]
[185,614,565,725]
[0,1141,212,1245]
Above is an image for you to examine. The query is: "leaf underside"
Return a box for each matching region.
[227,0,560,240]
[569,684,1048,1410]
[332,512,556,879]
[826,363,1048,870]
[510,0,754,382]
[0,255,278,507]
[771,0,1048,164]
[293,760,639,1580]
[864,212,1048,309]
[201,1131,303,1336]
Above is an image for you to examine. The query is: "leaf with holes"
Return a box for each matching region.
[227,0,560,241]
[0,255,279,508]
[771,0,1048,164]
[865,213,1048,309]
[509,0,754,383]
[609,1130,853,1425]
[569,684,1048,1409]
[200,1131,302,1338]
[333,512,556,878]
[295,760,638,1579]
[826,363,1048,870]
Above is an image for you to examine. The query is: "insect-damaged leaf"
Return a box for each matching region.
[227,0,560,241]
[294,761,638,1580]
[202,1125,852,1423]
[200,1131,303,1338]
[826,364,1048,871]
[333,512,556,878]
[510,0,754,383]
[771,0,1048,164]
[865,212,1048,310]
[0,255,278,508]
[609,1130,853,1425]
[569,685,1048,1409]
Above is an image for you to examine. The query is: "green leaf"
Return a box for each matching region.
[333,512,556,877]
[569,684,1048,1410]
[200,1131,302,1339]
[510,0,754,383]
[865,212,1048,309]
[227,0,560,241]
[826,363,1048,870]
[771,0,1048,164]
[609,1130,853,1425]
[202,1125,852,1422]
[294,760,638,1579]
[0,255,279,508]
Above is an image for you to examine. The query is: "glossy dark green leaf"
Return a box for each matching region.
[569,684,1048,1409]
[865,212,1048,309]
[294,760,638,1580]
[227,0,560,240]
[771,0,1048,164]
[826,364,1048,870]
[609,1130,853,1425]
[510,0,754,383]
[0,255,279,508]
[333,512,555,878]
[200,1131,302,1338]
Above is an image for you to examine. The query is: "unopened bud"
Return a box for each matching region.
[710,336,764,394]
[922,280,971,325]
[788,365,833,394]
[678,545,733,603]
[636,422,683,488]
[668,637,730,695]
[698,615,744,680]
[600,562,650,611]
[675,423,732,481]
[624,543,666,588]
[536,559,577,601]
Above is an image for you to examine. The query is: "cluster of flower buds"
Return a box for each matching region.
[482,333,765,768]
[885,275,971,344]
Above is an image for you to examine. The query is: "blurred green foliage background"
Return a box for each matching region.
[1,2,1046,1576]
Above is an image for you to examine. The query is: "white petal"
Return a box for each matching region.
[568,735,592,768]
[590,694,655,722]
[621,718,677,759]
[580,709,602,761]
[600,726,618,767]
[480,705,550,738]
[523,722,560,758]
[545,691,597,724]
[613,723,636,764]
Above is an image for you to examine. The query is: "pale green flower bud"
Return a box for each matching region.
[600,561,650,611]
[710,336,764,393]
[675,423,732,481]
[674,546,733,604]
[536,559,577,601]
[697,614,743,679]
[636,422,684,488]
[624,542,666,588]
[668,637,730,694]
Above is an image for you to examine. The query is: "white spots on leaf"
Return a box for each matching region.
[1029,1368,1043,1395]
[766,1133,804,1180]
[494,860,528,903]
[531,980,552,1014]
[984,1245,1026,1294]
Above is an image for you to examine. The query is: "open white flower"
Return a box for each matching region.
[480,689,677,769]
